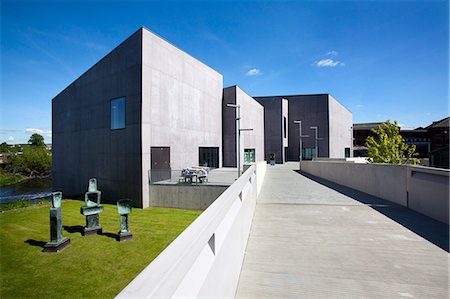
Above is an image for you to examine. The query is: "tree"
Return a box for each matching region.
[0,142,11,153]
[365,120,419,165]
[11,146,51,177]
[28,133,45,147]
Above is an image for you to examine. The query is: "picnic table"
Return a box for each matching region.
[180,167,209,184]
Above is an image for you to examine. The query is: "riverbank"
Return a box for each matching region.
[0,173,26,187]
[0,176,52,204]
[0,200,202,298]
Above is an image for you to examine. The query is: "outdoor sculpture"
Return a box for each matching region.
[117,199,133,242]
[80,178,104,236]
[43,192,71,252]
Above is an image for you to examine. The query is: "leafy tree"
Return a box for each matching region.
[0,142,11,153]
[11,146,51,177]
[28,133,45,147]
[365,120,419,165]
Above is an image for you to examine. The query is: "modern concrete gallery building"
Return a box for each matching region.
[222,86,265,168]
[255,94,353,162]
[53,27,354,207]
[53,27,223,207]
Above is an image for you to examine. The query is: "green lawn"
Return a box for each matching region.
[0,200,202,299]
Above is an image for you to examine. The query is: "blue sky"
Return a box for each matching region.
[1,0,448,144]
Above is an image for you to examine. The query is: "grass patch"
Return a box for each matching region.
[0,199,50,212]
[0,173,26,187]
[0,200,202,299]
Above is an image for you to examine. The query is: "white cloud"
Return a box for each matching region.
[26,128,44,134]
[45,131,52,138]
[327,50,338,56]
[355,104,364,108]
[8,136,14,141]
[246,68,261,76]
[315,59,343,67]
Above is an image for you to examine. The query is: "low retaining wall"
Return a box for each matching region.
[117,163,266,298]
[149,184,228,210]
[301,161,449,224]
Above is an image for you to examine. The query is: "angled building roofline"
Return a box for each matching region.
[53,26,222,101]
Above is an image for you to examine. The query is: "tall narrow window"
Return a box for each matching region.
[283,116,287,138]
[111,97,125,129]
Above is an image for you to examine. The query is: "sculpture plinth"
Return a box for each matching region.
[117,199,133,242]
[43,192,71,253]
[80,178,103,236]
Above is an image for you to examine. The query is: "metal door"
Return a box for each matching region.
[151,147,171,182]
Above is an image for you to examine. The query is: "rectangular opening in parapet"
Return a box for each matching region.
[208,234,215,255]
[239,192,242,202]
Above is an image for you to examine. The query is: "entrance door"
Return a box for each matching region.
[151,147,171,182]
[199,147,219,168]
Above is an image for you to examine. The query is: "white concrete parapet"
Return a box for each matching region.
[301,161,449,224]
[116,163,265,298]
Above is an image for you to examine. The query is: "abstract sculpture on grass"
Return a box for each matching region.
[117,199,133,242]
[43,191,71,252]
[80,178,104,236]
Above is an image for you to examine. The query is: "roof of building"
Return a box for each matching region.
[425,117,450,129]
[353,122,385,130]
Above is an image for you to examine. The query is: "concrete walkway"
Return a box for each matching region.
[236,163,449,299]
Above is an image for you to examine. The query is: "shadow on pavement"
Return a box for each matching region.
[296,171,449,252]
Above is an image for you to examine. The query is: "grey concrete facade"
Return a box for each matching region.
[52,29,143,206]
[53,28,223,207]
[141,29,223,207]
[222,86,265,168]
[252,97,288,164]
[255,94,352,162]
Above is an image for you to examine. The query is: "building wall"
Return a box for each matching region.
[282,98,289,162]
[141,28,223,207]
[52,29,143,206]
[286,95,329,160]
[222,86,265,167]
[328,95,353,158]
[254,97,284,163]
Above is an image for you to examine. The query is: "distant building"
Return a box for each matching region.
[353,118,449,168]
[222,86,265,167]
[426,117,449,168]
[255,94,353,162]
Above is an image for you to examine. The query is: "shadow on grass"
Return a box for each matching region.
[99,231,118,241]
[63,225,84,235]
[296,170,449,252]
[25,239,46,248]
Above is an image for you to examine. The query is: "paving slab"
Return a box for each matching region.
[236,163,449,299]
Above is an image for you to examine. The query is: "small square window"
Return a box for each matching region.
[111,97,125,130]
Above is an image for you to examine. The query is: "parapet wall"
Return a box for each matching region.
[116,162,266,298]
[301,161,449,224]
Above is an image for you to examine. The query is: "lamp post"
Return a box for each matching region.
[293,120,309,170]
[227,104,253,178]
[310,126,320,159]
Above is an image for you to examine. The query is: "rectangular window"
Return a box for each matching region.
[111,97,125,129]
[283,116,287,138]
[244,149,255,164]
[345,147,350,158]
[199,147,219,168]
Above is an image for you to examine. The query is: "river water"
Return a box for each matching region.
[0,177,52,204]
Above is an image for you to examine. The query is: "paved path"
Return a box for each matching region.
[236,163,449,299]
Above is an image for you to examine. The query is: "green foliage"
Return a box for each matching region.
[0,173,26,187]
[365,120,420,165]
[28,133,45,147]
[11,146,52,177]
[0,142,12,153]
[0,201,201,298]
